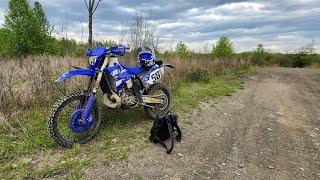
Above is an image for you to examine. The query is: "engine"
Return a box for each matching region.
[103,78,139,108]
[120,88,138,107]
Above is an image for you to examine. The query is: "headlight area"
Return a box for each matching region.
[88,56,97,65]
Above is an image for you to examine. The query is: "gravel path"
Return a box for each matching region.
[84,68,320,179]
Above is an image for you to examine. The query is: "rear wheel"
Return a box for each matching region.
[48,92,101,147]
[144,83,171,119]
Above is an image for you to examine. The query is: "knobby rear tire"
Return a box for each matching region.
[48,92,101,147]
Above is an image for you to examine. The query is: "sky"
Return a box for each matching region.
[0,0,319,53]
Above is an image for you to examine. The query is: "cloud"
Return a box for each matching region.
[0,0,319,53]
[0,8,4,25]
[158,22,196,29]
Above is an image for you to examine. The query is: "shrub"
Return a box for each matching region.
[187,68,211,83]
[176,41,190,58]
[212,36,235,59]
[292,40,318,68]
[292,52,317,68]
[251,44,271,66]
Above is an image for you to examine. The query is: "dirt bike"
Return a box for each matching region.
[48,46,173,147]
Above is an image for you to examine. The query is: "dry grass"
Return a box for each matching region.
[0,54,251,178]
[122,52,251,86]
[0,54,250,132]
[162,57,249,86]
[306,63,320,69]
[0,56,87,127]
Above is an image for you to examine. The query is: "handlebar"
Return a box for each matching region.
[107,45,130,56]
[86,46,130,57]
[106,46,130,51]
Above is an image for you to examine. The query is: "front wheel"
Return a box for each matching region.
[144,83,172,119]
[48,92,101,147]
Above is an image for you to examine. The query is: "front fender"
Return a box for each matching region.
[55,69,94,82]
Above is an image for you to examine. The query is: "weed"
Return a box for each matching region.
[182,120,193,126]
[136,176,143,180]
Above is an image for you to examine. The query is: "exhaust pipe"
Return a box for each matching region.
[103,93,121,108]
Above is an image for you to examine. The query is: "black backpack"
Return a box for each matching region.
[149,113,182,154]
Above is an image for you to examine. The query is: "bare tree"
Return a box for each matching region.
[168,34,179,51]
[65,11,68,38]
[85,0,102,48]
[120,21,128,45]
[79,17,84,43]
[120,11,159,51]
[57,10,68,39]
[203,42,212,54]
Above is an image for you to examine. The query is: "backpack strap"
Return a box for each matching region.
[156,118,175,154]
[157,138,168,151]
[173,121,182,142]
[166,120,174,154]
[168,114,182,142]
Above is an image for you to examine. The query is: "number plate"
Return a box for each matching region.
[143,67,164,84]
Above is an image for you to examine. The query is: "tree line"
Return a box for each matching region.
[0,0,318,68]
[172,37,319,68]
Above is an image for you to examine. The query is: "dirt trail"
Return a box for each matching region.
[84,68,320,179]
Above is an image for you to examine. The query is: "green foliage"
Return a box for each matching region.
[237,51,252,59]
[263,40,319,68]
[0,29,10,56]
[212,36,235,59]
[251,44,271,66]
[93,39,117,48]
[292,51,318,68]
[176,41,190,58]
[174,72,247,112]
[33,1,52,36]
[292,40,318,68]
[187,68,211,83]
[292,51,309,68]
[3,0,40,56]
[1,0,57,57]
[162,50,179,59]
[0,0,115,58]
[59,38,83,56]
[271,53,293,67]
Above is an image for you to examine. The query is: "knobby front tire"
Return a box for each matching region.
[48,92,101,147]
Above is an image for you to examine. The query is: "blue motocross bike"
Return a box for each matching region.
[48,46,173,147]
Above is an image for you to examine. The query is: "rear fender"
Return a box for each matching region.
[55,69,94,82]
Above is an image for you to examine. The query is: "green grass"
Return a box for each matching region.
[173,72,245,112]
[0,67,253,179]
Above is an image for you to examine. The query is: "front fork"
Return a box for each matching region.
[79,57,110,125]
[78,93,95,125]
